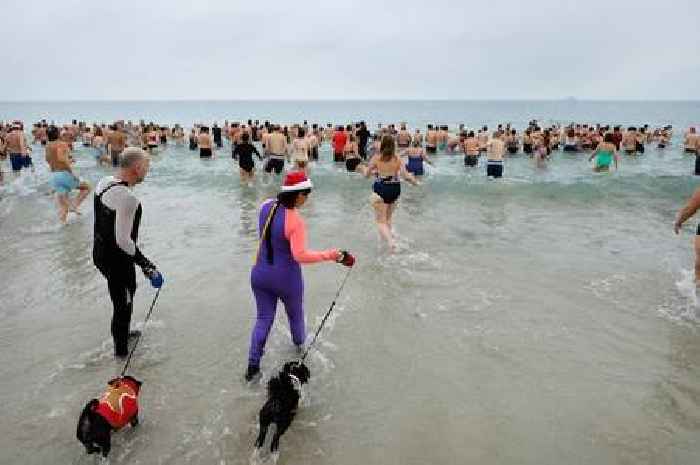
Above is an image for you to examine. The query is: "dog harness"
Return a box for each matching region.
[94,378,139,429]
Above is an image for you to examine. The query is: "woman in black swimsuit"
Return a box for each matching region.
[233,132,262,184]
[365,135,418,251]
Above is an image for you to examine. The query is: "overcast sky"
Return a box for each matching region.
[2,0,699,100]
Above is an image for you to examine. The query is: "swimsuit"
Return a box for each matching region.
[50,170,79,194]
[233,143,261,173]
[486,159,503,178]
[9,153,24,171]
[200,147,212,158]
[265,155,285,174]
[345,157,361,172]
[464,154,478,167]
[373,175,401,204]
[406,155,424,176]
[595,150,613,170]
[110,148,122,167]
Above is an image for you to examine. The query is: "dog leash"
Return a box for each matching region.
[299,267,353,363]
[119,288,161,377]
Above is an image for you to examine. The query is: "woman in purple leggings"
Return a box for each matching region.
[246,171,354,380]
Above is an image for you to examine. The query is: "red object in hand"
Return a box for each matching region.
[340,251,355,267]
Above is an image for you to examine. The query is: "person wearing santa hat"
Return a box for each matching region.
[245,171,355,381]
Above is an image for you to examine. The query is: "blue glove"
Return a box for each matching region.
[148,270,164,289]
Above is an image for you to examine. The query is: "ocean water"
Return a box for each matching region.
[1,101,700,465]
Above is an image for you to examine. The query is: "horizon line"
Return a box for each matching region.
[2,98,700,103]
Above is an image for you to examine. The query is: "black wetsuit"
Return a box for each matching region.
[213,127,222,148]
[93,180,155,357]
[233,142,262,172]
[357,127,370,160]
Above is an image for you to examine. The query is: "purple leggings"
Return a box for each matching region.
[247,200,306,367]
[248,266,305,366]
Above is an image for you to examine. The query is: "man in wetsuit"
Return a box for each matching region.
[357,121,370,160]
[93,148,163,358]
[212,123,223,148]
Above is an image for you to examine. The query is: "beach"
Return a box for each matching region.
[1,100,700,465]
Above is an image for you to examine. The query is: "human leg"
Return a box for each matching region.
[248,286,279,368]
[280,283,305,347]
[106,273,135,357]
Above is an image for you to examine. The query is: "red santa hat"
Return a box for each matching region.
[281,171,313,192]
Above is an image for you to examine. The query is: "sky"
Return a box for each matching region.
[2,0,699,100]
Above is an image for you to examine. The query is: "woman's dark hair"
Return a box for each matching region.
[298,128,305,138]
[47,125,60,141]
[241,132,250,142]
[468,130,475,138]
[604,133,614,143]
[277,189,311,209]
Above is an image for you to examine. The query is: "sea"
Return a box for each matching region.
[1,100,699,465]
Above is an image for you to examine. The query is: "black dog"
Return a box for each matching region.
[76,376,142,457]
[254,361,310,453]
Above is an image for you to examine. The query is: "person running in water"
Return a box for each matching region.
[93,148,163,358]
[589,133,619,172]
[233,132,263,185]
[365,135,418,251]
[246,172,354,380]
[402,139,432,176]
[45,126,91,223]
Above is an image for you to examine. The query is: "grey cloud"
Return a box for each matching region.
[1,0,699,100]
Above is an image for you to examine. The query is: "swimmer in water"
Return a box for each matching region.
[463,131,480,167]
[402,139,432,176]
[233,132,263,184]
[365,135,419,251]
[198,126,214,158]
[45,125,91,223]
[589,133,619,173]
[290,128,310,173]
[486,131,505,178]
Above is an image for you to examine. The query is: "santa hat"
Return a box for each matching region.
[281,171,313,192]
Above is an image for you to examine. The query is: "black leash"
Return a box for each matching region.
[120,288,161,377]
[300,267,353,363]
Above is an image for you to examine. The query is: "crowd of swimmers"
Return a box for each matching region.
[1,118,699,247]
[4,117,700,378]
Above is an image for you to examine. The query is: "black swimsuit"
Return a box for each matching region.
[233,142,261,172]
[373,175,401,204]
